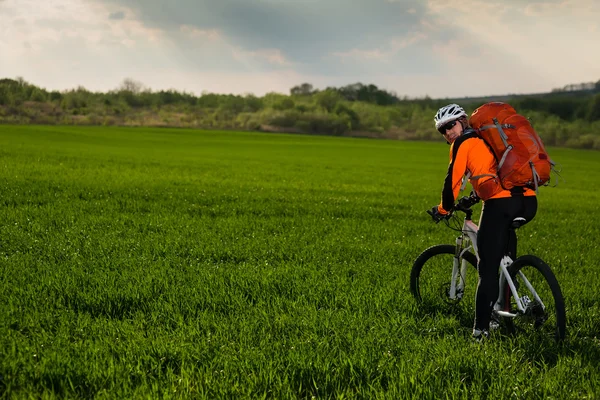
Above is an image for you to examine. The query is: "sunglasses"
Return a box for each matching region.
[438,119,458,135]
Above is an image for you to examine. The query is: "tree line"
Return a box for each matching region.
[1,77,599,150]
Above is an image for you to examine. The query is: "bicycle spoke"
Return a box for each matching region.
[411,245,478,315]
[503,255,566,341]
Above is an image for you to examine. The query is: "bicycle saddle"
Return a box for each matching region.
[512,217,527,229]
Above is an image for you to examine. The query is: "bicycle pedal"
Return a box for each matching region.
[519,295,532,310]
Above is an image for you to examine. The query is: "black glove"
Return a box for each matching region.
[427,206,448,223]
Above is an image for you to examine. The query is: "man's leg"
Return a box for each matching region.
[474,198,515,332]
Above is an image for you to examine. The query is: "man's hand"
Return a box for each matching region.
[427,205,449,223]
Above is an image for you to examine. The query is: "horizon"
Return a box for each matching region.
[3,75,596,101]
[1,0,599,99]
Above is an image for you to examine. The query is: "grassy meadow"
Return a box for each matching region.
[0,125,599,398]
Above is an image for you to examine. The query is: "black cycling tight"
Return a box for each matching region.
[474,195,538,331]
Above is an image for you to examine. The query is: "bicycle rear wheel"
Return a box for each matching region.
[502,255,566,341]
[410,244,478,312]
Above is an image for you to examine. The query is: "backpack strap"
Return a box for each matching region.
[498,146,513,170]
[530,161,540,193]
[484,119,516,171]
[477,119,516,148]
[470,174,497,181]
[460,171,472,191]
[547,159,565,187]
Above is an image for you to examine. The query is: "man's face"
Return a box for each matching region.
[442,119,463,144]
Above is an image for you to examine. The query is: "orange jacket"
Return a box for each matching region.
[437,132,535,214]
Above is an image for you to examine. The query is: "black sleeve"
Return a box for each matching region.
[441,132,475,211]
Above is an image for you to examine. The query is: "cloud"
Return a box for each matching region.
[87,0,432,75]
[333,32,428,61]
[0,0,598,98]
[179,25,220,40]
[108,11,125,20]
[522,0,597,16]
[232,48,292,67]
[0,0,171,88]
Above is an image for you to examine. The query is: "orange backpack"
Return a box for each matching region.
[469,102,555,192]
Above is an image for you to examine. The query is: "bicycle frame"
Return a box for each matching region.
[448,211,546,317]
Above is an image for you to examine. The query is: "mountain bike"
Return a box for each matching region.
[410,194,566,341]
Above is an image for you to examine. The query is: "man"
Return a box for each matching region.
[430,103,537,340]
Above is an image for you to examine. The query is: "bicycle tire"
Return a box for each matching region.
[410,244,478,310]
[501,255,566,341]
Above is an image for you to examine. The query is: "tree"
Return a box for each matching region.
[290,83,314,96]
[586,93,600,122]
[314,89,341,112]
[29,88,47,102]
[49,91,63,102]
[0,77,28,106]
[337,83,363,101]
[263,92,292,110]
[336,82,399,105]
[119,78,144,94]
[218,95,245,114]
[334,103,360,130]
[198,93,220,108]
[0,86,7,105]
[272,97,295,111]
[244,94,263,112]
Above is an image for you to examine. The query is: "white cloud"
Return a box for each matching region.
[179,25,221,40]
[108,11,126,20]
[333,32,428,61]
[424,0,600,90]
[0,0,294,93]
[524,0,599,17]
[426,0,510,16]
[333,48,388,61]
[0,0,166,53]
[0,0,173,92]
[390,32,428,51]
[231,48,292,67]
[0,0,598,98]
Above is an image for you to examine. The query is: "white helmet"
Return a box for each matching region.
[434,104,467,130]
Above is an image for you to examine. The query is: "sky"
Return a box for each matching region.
[0,0,599,98]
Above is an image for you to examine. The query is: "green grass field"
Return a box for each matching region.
[0,125,599,399]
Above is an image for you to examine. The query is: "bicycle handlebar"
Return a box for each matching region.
[427,194,480,223]
[426,193,480,223]
[454,194,480,214]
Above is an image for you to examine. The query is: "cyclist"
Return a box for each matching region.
[429,103,538,340]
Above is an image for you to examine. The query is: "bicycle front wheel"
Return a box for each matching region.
[502,255,566,341]
[410,244,478,313]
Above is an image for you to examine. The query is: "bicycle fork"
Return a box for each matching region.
[449,236,469,301]
[495,256,546,317]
